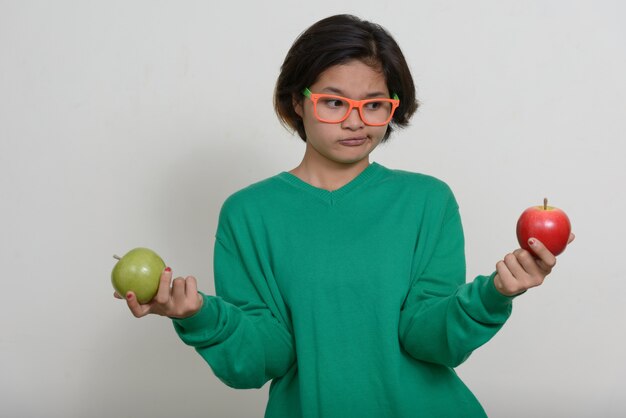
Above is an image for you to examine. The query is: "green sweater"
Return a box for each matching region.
[173,163,513,417]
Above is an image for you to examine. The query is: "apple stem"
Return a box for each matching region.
[113,255,121,260]
[544,197,548,210]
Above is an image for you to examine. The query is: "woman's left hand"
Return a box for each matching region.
[494,233,575,296]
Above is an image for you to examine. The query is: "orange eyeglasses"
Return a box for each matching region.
[302,88,400,126]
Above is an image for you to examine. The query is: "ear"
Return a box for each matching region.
[292,94,304,118]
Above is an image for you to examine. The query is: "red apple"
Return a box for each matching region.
[516,198,571,256]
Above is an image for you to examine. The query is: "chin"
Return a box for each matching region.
[333,154,371,165]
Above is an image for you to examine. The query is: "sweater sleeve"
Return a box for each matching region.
[398,191,514,368]
[172,208,295,389]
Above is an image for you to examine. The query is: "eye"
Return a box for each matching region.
[365,102,381,110]
[364,101,383,111]
[321,98,347,109]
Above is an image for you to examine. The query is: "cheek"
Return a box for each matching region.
[301,109,333,137]
[371,126,388,142]
[305,122,335,142]
[300,105,318,130]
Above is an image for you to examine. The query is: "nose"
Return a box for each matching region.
[341,107,365,130]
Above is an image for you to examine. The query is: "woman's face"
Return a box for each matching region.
[294,59,390,168]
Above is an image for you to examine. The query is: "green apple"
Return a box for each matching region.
[111,247,166,303]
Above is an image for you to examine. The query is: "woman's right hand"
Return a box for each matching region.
[114,267,204,319]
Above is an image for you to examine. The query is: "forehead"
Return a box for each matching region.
[312,59,388,95]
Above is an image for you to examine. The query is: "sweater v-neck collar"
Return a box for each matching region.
[278,162,383,205]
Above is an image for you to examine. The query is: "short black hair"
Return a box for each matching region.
[274,14,419,141]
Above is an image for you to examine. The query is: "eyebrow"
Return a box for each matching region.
[320,86,389,99]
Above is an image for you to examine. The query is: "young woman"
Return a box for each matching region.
[117,14,574,418]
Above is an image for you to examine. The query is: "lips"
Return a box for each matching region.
[339,137,368,146]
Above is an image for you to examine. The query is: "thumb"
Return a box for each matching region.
[125,291,150,318]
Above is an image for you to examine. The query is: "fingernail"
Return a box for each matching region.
[164,267,172,272]
[528,238,536,246]
[126,292,133,300]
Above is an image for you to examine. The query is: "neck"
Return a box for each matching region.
[290,154,371,191]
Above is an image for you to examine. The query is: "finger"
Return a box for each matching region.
[172,277,186,300]
[503,252,527,281]
[184,276,202,310]
[114,291,123,299]
[185,276,204,311]
[513,249,542,276]
[495,260,518,296]
[567,233,576,245]
[185,276,198,297]
[528,238,556,269]
[154,267,173,304]
[126,292,150,318]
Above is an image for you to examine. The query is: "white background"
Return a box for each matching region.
[1,1,625,417]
